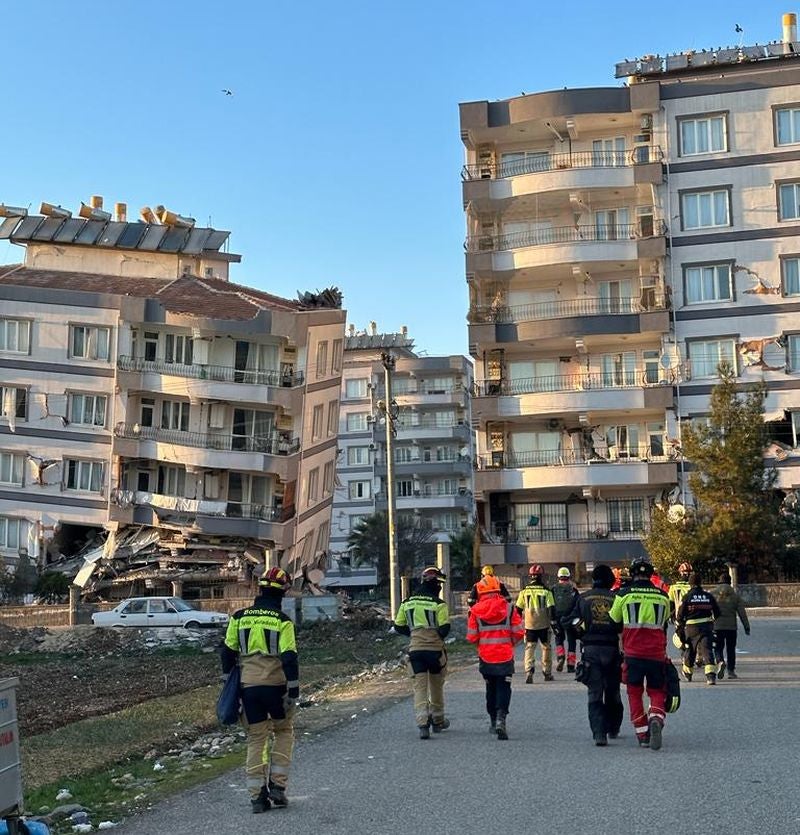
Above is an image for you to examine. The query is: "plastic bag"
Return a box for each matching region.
[216,666,242,725]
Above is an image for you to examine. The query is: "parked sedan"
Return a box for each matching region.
[92,596,229,629]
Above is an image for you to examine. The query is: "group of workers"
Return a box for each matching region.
[216,555,751,813]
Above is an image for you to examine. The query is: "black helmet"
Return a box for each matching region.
[630,557,654,577]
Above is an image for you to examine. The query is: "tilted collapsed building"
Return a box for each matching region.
[0,198,345,597]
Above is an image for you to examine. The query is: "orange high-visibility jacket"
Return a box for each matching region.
[467,593,524,664]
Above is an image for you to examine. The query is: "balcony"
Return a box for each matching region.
[375,454,473,477]
[465,222,667,274]
[474,446,678,492]
[113,423,301,477]
[469,293,666,325]
[394,417,472,441]
[375,487,473,510]
[461,147,664,181]
[480,522,649,565]
[117,356,304,407]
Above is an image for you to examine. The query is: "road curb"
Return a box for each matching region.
[745,607,800,617]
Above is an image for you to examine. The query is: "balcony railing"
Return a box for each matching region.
[114,489,290,522]
[114,423,301,455]
[395,417,469,431]
[118,355,305,387]
[465,221,666,253]
[376,487,472,500]
[378,453,472,466]
[476,444,677,470]
[473,369,674,397]
[468,292,667,325]
[461,147,664,180]
[490,521,650,543]
[379,381,466,396]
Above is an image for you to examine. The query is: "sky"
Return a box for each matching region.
[1,1,795,355]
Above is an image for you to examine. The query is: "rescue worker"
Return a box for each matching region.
[609,557,670,750]
[551,566,580,672]
[569,564,623,746]
[467,565,511,607]
[668,562,693,621]
[676,572,721,685]
[393,566,451,739]
[515,564,556,683]
[466,573,524,740]
[712,572,751,680]
[221,567,298,812]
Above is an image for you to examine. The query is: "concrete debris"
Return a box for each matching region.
[55,789,73,801]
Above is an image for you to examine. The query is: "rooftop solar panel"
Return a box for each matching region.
[74,220,106,246]
[31,217,67,242]
[182,227,213,254]
[96,222,127,247]
[11,216,45,240]
[0,217,22,240]
[53,218,86,243]
[117,223,147,249]
[159,226,189,252]
[137,224,168,251]
[202,230,229,251]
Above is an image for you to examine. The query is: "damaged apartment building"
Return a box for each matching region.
[0,198,345,598]
[461,13,800,581]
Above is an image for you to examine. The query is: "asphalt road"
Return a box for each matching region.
[118,617,800,835]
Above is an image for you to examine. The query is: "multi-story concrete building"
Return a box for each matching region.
[460,14,800,584]
[327,325,474,584]
[0,199,344,596]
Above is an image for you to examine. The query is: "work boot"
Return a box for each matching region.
[496,711,508,741]
[648,717,663,751]
[609,730,620,740]
[543,672,554,682]
[567,664,576,673]
[489,714,497,734]
[717,661,726,680]
[556,657,565,672]
[594,733,608,747]
[419,724,430,740]
[251,786,271,814]
[525,671,534,684]
[637,734,650,748]
[706,674,717,686]
[728,670,739,680]
[431,717,450,733]
[681,667,692,683]
[268,782,288,808]
[567,653,577,673]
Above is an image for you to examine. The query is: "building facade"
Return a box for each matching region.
[460,16,800,583]
[327,325,474,585]
[0,200,344,596]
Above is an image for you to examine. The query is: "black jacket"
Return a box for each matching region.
[677,587,720,630]
[570,585,621,647]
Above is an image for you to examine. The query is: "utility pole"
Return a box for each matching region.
[380,351,400,617]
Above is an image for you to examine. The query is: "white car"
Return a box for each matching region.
[92,596,229,629]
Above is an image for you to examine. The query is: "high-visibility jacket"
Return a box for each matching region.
[677,587,720,628]
[224,595,298,692]
[394,591,450,651]
[668,581,691,617]
[467,593,524,664]
[608,579,669,659]
[515,582,555,630]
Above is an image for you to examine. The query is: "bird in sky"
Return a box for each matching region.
[221,89,233,96]
[735,24,743,33]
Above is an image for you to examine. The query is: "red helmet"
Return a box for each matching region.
[258,566,290,592]
[678,561,692,577]
[529,564,544,576]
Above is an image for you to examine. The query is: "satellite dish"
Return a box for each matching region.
[667,504,686,523]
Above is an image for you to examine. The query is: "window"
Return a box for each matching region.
[679,115,727,155]
[684,264,732,304]
[513,503,568,542]
[0,516,28,550]
[346,412,369,432]
[307,467,320,504]
[782,258,800,296]
[788,335,800,371]
[157,465,185,496]
[0,319,30,354]
[423,377,452,394]
[648,422,665,457]
[687,338,737,378]
[165,333,193,365]
[65,459,104,492]
[331,338,343,373]
[315,520,330,554]
[608,498,646,533]
[606,425,640,459]
[681,189,730,230]
[349,514,367,531]
[323,461,335,494]
[392,376,415,395]
[776,106,800,145]
[0,387,27,420]
[316,340,328,377]
[779,182,800,221]
[396,479,414,497]
[311,404,324,442]
[345,378,368,399]
[347,445,369,465]
[140,398,155,427]
[643,350,661,385]
[600,352,636,387]
[0,452,24,486]
[499,150,551,177]
[70,325,111,360]
[591,137,625,166]
[326,399,339,436]
[395,446,413,463]
[161,400,189,432]
[349,480,371,500]
[69,393,106,427]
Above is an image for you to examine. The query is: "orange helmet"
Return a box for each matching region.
[476,576,501,596]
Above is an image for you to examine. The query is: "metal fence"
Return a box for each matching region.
[118,355,304,387]
[115,423,301,455]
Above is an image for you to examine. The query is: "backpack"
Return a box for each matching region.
[664,659,681,713]
[216,665,242,725]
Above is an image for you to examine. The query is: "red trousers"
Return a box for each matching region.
[623,657,666,738]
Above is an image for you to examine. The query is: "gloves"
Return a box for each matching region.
[745,628,751,636]
[282,692,298,714]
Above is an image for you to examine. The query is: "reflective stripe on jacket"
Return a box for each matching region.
[394,593,450,651]
[515,583,555,630]
[467,594,524,664]
[609,580,669,659]
[676,588,720,628]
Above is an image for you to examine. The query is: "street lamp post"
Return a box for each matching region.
[380,352,400,616]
